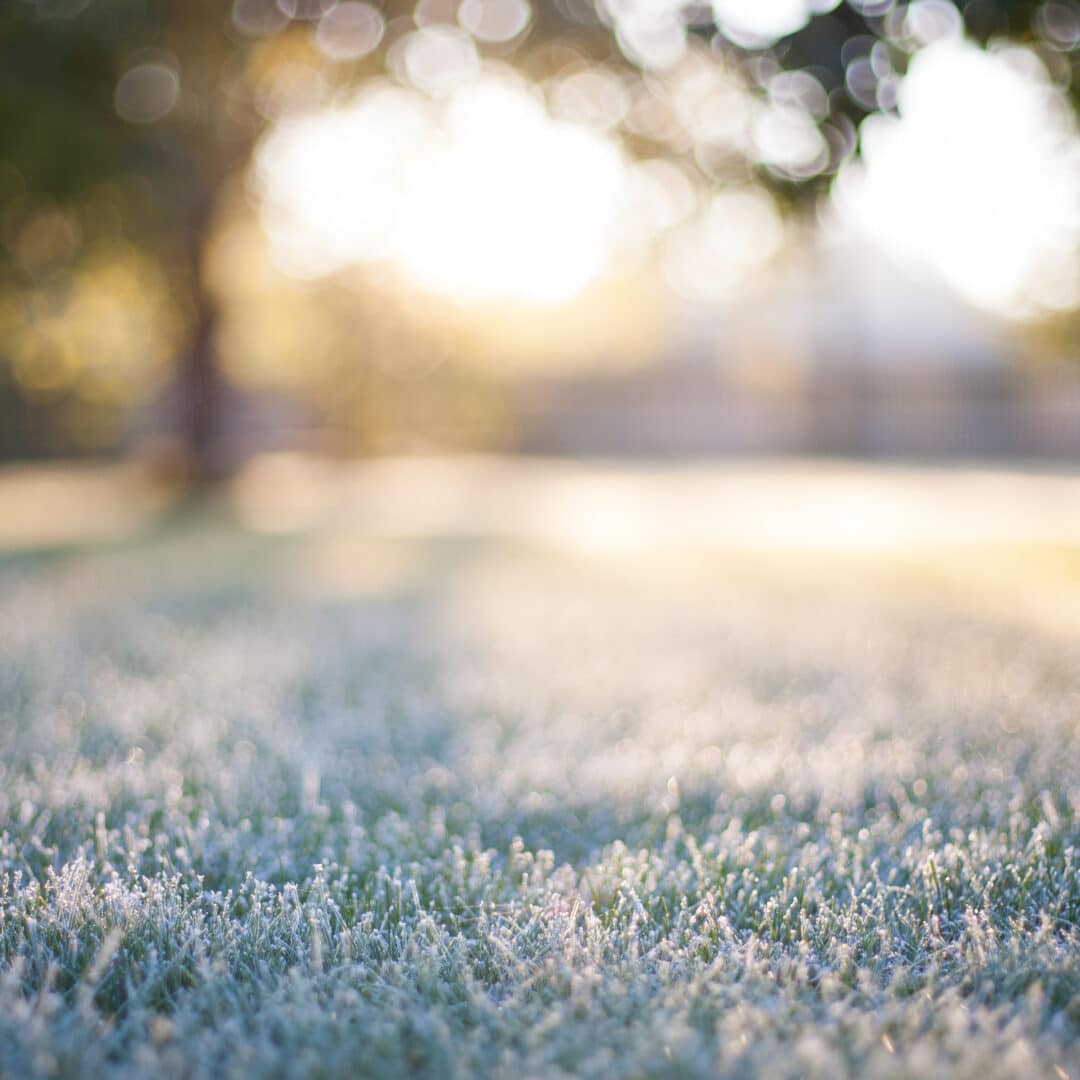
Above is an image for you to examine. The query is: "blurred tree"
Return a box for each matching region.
[1,0,259,474]
[0,0,1074,475]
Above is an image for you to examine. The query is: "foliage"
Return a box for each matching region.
[1,0,1077,462]
[2,0,1080,460]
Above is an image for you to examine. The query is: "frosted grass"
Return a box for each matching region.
[0,474,1077,1078]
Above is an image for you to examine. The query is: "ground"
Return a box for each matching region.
[0,458,1078,1078]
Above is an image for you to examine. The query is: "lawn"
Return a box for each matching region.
[0,459,1078,1078]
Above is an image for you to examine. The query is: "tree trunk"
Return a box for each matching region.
[177,269,224,483]
[168,189,228,487]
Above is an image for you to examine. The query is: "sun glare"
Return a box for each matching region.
[396,80,625,304]
[710,0,837,48]
[832,36,1080,318]
[255,74,628,305]
[253,24,1080,320]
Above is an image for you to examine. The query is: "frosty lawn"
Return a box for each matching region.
[0,460,1078,1078]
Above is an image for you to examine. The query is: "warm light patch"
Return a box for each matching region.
[255,74,628,305]
[396,79,625,304]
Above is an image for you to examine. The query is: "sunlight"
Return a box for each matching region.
[832,37,1080,318]
[710,0,839,47]
[254,73,627,304]
[397,79,625,304]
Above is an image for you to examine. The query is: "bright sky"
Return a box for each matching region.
[832,37,1080,318]
[254,64,783,306]
[255,76,626,304]
[396,80,625,304]
[710,0,836,47]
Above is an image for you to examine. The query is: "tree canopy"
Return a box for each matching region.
[1,0,1077,467]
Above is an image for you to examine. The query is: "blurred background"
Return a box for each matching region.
[1,0,1078,479]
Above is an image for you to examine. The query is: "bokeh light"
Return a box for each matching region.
[253,24,802,311]
[711,0,837,47]
[257,72,634,303]
[393,24,481,95]
[114,61,181,124]
[458,0,533,44]
[4,0,1080,461]
[313,2,385,61]
[661,188,785,302]
[832,36,1080,318]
